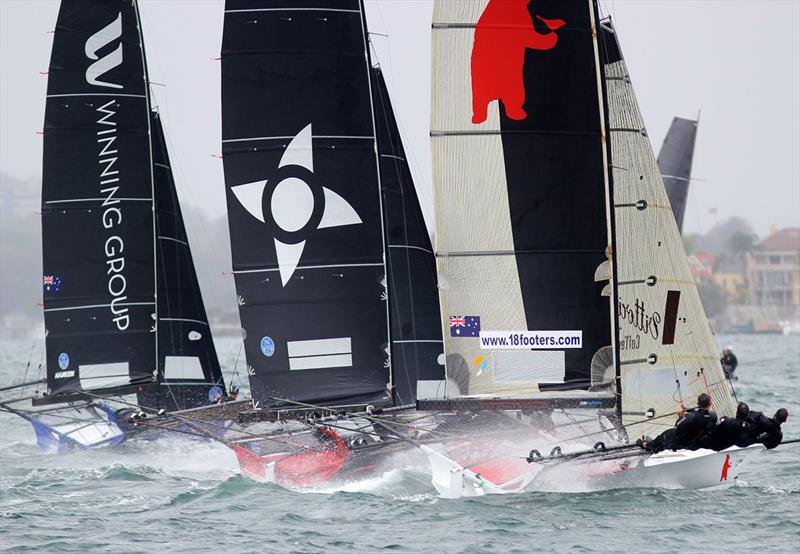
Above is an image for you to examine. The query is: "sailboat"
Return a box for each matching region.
[219,0,445,485]
[419,0,760,497]
[657,116,699,234]
[0,0,231,451]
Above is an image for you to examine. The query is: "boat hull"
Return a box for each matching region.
[426,445,763,498]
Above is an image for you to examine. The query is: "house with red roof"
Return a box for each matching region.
[748,227,800,306]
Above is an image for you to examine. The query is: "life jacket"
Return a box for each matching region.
[744,411,783,449]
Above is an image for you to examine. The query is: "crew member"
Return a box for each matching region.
[720,346,738,380]
[699,401,750,451]
[638,393,717,453]
[742,408,788,449]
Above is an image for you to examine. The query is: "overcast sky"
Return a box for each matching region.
[1,0,798,238]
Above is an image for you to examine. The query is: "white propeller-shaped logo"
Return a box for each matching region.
[230,124,362,286]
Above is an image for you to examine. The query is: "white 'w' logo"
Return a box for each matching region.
[85,12,123,89]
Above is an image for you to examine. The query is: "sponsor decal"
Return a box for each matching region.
[472,355,489,376]
[479,330,582,349]
[260,336,275,357]
[287,337,352,371]
[96,100,131,331]
[449,315,481,337]
[85,12,124,89]
[188,331,202,341]
[208,385,223,402]
[54,370,75,379]
[230,124,362,286]
[578,399,605,407]
[43,275,62,293]
[618,293,684,349]
[471,0,565,124]
[58,352,69,370]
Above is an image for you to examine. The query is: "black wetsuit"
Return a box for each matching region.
[721,352,738,379]
[699,414,750,451]
[742,411,783,449]
[645,409,718,453]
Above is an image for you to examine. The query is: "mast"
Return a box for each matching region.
[132,0,160,387]
[591,4,624,428]
[41,0,157,398]
[221,0,391,408]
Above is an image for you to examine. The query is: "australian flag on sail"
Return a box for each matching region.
[450,315,480,337]
[42,275,62,293]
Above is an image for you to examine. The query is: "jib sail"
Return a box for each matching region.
[371,67,445,405]
[42,0,158,396]
[598,21,735,436]
[221,0,391,407]
[145,111,226,411]
[430,0,614,397]
[657,116,699,233]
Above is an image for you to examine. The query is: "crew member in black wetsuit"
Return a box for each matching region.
[699,401,751,451]
[638,393,718,453]
[742,408,788,449]
[720,346,738,380]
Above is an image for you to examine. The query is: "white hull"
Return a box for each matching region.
[426,445,763,498]
[565,446,762,491]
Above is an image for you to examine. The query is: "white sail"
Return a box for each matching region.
[601,24,736,437]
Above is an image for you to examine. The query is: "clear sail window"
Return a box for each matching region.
[163,356,204,381]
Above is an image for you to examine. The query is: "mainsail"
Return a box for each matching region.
[598,22,735,436]
[40,0,224,411]
[42,0,157,396]
[430,0,614,397]
[657,116,699,233]
[371,67,445,405]
[221,0,391,407]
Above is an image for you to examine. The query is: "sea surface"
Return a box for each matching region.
[1,334,798,553]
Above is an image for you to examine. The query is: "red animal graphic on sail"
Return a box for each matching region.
[471,0,566,124]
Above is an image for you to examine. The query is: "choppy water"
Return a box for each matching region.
[1,335,799,553]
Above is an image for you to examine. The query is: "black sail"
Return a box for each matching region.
[42,0,157,396]
[657,116,698,233]
[139,111,225,411]
[221,0,391,407]
[371,68,444,405]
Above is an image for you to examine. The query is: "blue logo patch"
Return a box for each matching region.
[208,386,223,402]
[260,336,275,357]
[58,352,69,370]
